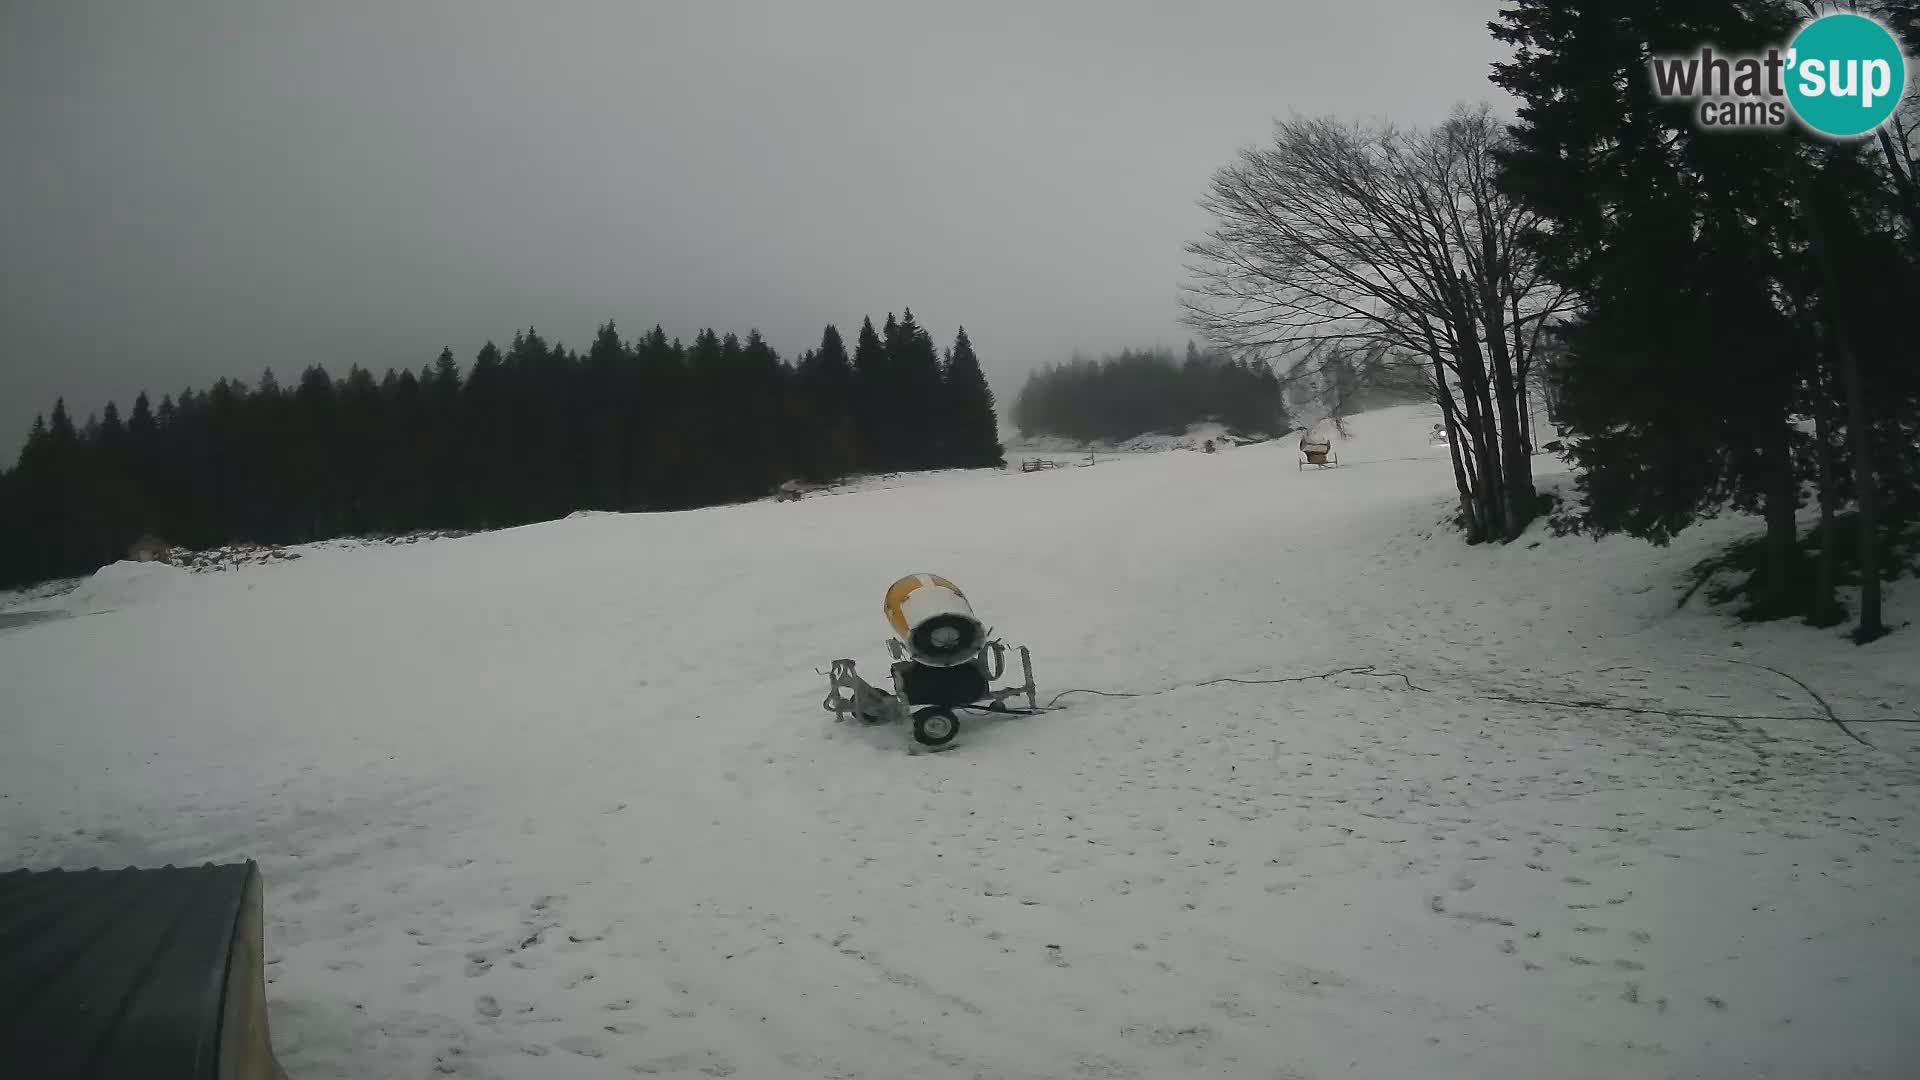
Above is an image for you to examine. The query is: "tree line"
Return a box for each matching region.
[1010,343,1289,444]
[1493,0,1917,641]
[1184,0,1916,642]
[0,310,1003,588]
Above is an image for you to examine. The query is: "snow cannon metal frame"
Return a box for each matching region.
[1298,437,1339,470]
[821,574,1038,750]
[1298,447,1338,469]
[1298,419,1342,470]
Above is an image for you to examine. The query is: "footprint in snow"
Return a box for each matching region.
[631,1050,736,1076]
[475,996,502,1019]
[1211,996,1257,1020]
[1121,1024,1215,1051]
[553,1034,604,1058]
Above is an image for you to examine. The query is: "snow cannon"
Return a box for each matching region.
[822,574,1040,750]
[883,573,987,667]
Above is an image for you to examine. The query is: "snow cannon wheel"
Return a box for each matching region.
[911,706,960,747]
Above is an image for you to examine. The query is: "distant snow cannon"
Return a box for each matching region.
[823,574,1039,749]
[1298,417,1342,470]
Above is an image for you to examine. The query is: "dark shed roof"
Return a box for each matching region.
[0,862,259,1079]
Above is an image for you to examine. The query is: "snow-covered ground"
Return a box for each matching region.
[4,404,1918,1080]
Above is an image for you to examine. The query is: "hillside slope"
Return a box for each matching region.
[2,404,1916,1079]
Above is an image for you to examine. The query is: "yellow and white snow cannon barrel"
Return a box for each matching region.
[883,573,988,668]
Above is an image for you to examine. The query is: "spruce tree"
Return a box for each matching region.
[420,348,462,524]
[942,327,1003,466]
[336,367,383,534]
[891,309,945,467]
[1492,0,1825,620]
[49,399,76,445]
[0,468,19,583]
[461,342,507,526]
[384,367,427,529]
[681,329,728,501]
[631,326,684,509]
[128,393,156,447]
[852,316,892,469]
[585,320,630,510]
[741,329,789,491]
[797,324,860,479]
[13,414,59,577]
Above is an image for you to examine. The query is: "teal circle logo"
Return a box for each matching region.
[1786,13,1908,138]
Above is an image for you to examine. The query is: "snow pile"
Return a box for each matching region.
[3,402,1917,1079]
[1007,421,1271,456]
[0,575,85,614]
[167,545,304,573]
[1112,422,1237,452]
[804,467,1003,498]
[295,530,474,555]
[60,560,192,615]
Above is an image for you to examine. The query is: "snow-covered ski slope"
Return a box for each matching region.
[4,404,1918,1080]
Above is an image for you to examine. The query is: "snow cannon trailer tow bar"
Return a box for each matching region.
[821,574,1039,750]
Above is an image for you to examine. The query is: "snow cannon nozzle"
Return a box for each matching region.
[883,573,987,668]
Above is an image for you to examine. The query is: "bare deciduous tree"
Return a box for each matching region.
[1183,104,1570,542]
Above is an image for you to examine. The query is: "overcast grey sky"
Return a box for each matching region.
[1,0,1512,451]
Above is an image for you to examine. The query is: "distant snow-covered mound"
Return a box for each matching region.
[63,560,191,615]
[1006,421,1274,456]
[0,575,86,615]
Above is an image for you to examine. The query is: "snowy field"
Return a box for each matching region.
[4,404,1919,1080]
